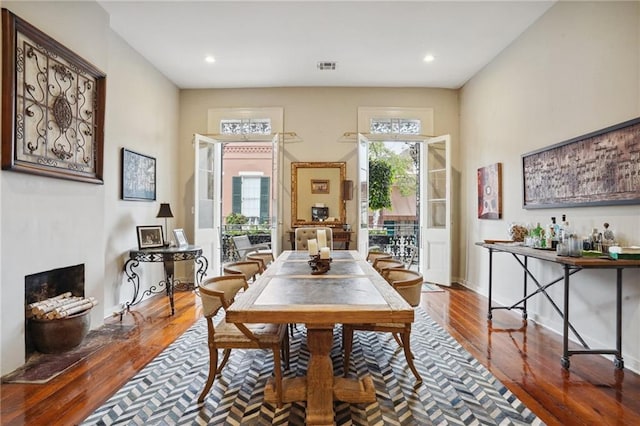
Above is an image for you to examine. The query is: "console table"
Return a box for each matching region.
[122,245,208,317]
[288,229,352,250]
[477,242,640,369]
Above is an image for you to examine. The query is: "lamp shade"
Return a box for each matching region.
[156,203,174,218]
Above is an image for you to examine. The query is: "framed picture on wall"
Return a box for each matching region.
[311,179,330,194]
[121,148,156,201]
[477,163,502,219]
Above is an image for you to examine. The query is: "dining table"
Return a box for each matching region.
[225,250,414,425]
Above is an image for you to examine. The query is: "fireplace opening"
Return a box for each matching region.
[24,264,85,356]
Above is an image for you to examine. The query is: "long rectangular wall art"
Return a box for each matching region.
[522,117,640,209]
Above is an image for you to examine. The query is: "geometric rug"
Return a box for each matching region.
[82,307,543,425]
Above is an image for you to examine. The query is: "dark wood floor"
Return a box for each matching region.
[2,284,639,425]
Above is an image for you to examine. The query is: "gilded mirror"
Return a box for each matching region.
[292,162,346,226]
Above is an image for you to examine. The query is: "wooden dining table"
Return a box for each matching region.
[226,250,414,425]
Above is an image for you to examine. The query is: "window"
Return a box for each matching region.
[220,118,271,136]
[232,176,270,224]
[370,118,421,135]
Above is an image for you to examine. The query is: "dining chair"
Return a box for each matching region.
[231,234,271,260]
[366,251,392,264]
[372,257,405,275]
[196,275,290,405]
[223,260,262,283]
[343,268,424,382]
[294,227,333,250]
[246,251,274,273]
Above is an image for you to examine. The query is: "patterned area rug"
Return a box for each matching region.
[83,308,542,425]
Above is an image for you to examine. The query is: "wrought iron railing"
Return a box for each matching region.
[369,223,419,265]
[220,223,419,266]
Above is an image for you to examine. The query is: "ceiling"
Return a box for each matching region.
[98,1,555,90]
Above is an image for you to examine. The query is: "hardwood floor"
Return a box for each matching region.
[2,284,639,425]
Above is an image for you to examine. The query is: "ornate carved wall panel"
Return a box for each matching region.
[2,9,106,183]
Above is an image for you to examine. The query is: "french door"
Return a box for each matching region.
[193,133,222,275]
[419,135,452,286]
[357,134,370,255]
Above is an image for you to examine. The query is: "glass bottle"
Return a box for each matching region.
[548,217,557,248]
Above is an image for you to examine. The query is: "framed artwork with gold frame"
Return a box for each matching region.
[1,9,106,184]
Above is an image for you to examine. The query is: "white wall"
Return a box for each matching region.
[461,1,640,372]
[178,87,460,258]
[0,1,180,374]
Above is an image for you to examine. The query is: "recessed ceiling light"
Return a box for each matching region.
[423,54,435,63]
[205,55,216,64]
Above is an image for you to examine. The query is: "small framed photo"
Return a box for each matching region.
[311,179,330,194]
[136,225,164,249]
[173,228,188,247]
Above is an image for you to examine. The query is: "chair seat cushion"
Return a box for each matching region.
[215,319,284,344]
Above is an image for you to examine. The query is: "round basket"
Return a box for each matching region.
[29,309,91,354]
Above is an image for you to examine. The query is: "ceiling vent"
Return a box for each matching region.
[317,61,336,70]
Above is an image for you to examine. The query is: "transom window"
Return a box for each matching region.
[220,118,271,135]
[370,118,421,135]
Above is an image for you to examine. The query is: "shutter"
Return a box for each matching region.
[232,176,242,213]
[260,177,270,223]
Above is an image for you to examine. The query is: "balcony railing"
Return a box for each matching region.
[369,223,419,266]
[220,223,418,267]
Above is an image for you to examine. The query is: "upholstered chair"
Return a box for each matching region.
[343,269,424,382]
[223,260,262,283]
[294,227,334,250]
[372,257,405,275]
[247,251,275,273]
[196,275,290,405]
[366,251,392,264]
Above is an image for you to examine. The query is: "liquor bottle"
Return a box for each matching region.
[559,214,570,242]
[547,217,557,248]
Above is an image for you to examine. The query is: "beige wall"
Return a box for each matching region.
[178,87,459,251]
[460,1,640,373]
[0,1,180,374]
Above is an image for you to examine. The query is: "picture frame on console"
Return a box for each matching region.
[137,225,164,249]
[173,228,188,247]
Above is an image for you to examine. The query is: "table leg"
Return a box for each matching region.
[487,248,493,319]
[561,265,570,369]
[263,324,377,424]
[163,259,175,315]
[306,324,336,425]
[615,268,624,369]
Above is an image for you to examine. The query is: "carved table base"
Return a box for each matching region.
[263,324,376,425]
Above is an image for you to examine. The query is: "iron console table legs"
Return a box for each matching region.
[485,246,625,370]
[121,246,208,319]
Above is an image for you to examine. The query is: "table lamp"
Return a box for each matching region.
[156,203,174,246]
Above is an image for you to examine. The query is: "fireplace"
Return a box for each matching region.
[24,264,85,356]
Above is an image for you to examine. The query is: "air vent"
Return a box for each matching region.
[317,61,336,70]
